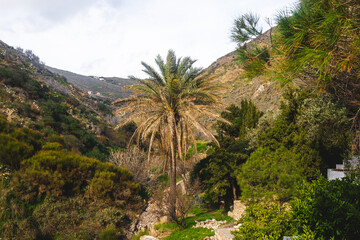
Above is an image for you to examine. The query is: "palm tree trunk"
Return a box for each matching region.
[169,121,177,221]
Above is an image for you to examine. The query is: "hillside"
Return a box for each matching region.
[46,66,135,101]
[0,39,143,239]
[201,29,282,113]
[0,40,132,157]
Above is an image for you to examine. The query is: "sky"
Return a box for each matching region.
[0,0,297,78]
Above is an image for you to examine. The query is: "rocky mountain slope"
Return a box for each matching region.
[46,66,134,101]
[0,39,131,157]
[201,29,282,113]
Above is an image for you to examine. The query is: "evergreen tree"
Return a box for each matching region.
[192,100,262,207]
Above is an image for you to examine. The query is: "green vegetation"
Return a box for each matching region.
[187,141,208,157]
[1,0,360,239]
[0,116,144,239]
[192,100,263,208]
[291,176,360,239]
[236,44,270,79]
[225,0,360,239]
[231,12,263,47]
[235,175,360,240]
[0,61,136,162]
[234,202,292,239]
[0,116,43,170]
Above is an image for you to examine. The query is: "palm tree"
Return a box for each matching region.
[113,50,223,220]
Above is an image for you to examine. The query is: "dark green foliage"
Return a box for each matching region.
[297,95,350,170]
[0,149,143,239]
[238,90,350,202]
[256,90,347,175]
[40,100,79,133]
[193,152,247,207]
[0,66,30,88]
[291,176,360,239]
[193,100,262,207]
[39,100,110,159]
[216,101,263,149]
[0,45,143,239]
[234,202,292,240]
[231,12,270,79]
[0,62,113,161]
[31,197,126,240]
[0,66,48,99]
[239,146,305,202]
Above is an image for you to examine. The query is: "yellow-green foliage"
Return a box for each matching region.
[234,202,293,240]
[16,150,138,201]
[30,196,126,240]
[1,148,144,239]
[0,115,43,169]
[0,133,33,169]
[41,142,63,151]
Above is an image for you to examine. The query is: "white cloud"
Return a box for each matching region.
[0,0,297,78]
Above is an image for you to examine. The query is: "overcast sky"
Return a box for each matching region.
[0,0,297,78]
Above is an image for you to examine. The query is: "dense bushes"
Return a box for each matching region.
[32,197,127,239]
[291,176,360,239]
[192,100,262,207]
[238,90,350,203]
[234,202,292,240]
[17,150,139,201]
[239,146,305,203]
[0,114,144,239]
[0,66,48,99]
[193,151,247,207]
[0,149,144,239]
[234,175,360,240]
[0,116,43,169]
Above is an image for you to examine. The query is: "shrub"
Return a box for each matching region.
[0,133,33,169]
[0,117,43,169]
[238,146,305,203]
[16,150,140,203]
[41,142,63,151]
[291,176,360,239]
[31,196,128,240]
[234,202,293,240]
